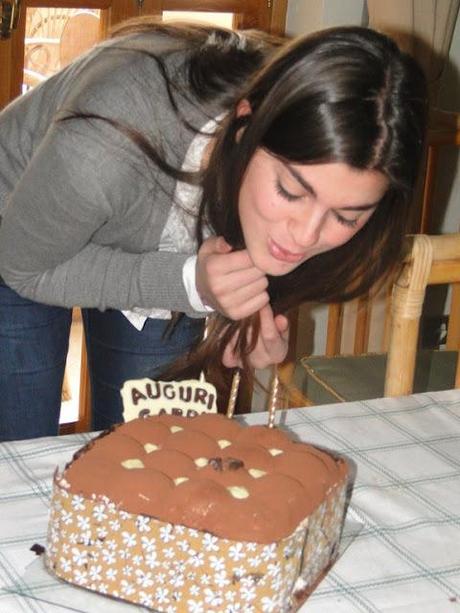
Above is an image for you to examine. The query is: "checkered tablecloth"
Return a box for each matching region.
[1,389,460,612]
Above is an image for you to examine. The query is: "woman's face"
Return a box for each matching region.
[238,149,389,276]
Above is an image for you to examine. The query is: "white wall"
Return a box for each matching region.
[285,0,324,34]
[435,12,460,234]
[286,0,365,35]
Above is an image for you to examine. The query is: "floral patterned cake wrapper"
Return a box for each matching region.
[291,481,348,607]
[45,474,348,613]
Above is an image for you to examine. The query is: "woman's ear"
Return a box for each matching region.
[235,99,252,142]
[236,98,252,118]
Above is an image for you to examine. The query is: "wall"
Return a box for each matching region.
[435,12,460,234]
[286,0,365,33]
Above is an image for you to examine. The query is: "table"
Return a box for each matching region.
[1,389,460,612]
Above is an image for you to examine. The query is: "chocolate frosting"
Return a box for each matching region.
[64,414,347,543]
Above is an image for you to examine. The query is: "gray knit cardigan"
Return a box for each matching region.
[0,32,224,316]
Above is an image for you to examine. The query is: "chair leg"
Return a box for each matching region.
[446,283,460,350]
[77,333,91,432]
[276,308,299,409]
[277,363,313,409]
[385,235,432,397]
[448,283,460,389]
[455,352,460,389]
[419,144,438,233]
[326,304,343,356]
[354,294,371,354]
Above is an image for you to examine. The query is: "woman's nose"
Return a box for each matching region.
[289,209,324,248]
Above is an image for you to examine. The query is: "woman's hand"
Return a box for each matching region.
[196,236,269,320]
[222,304,289,369]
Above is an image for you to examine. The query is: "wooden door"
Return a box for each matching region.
[0,0,287,109]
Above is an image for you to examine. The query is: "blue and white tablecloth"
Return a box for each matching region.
[1,389,460,612]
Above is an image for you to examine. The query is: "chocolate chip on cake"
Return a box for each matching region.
[208,457,223,471]
[224,457,244,470]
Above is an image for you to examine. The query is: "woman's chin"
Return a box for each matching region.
[248,248,307,276]
[258,258,301,277]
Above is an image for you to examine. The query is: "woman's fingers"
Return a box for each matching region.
[222,332,240,368]
[199,237,255,273]
[275,313,290,337]
[196,236,269,320]
[221,306,290,370]
[251,305,289,368]
[215,277,269,319]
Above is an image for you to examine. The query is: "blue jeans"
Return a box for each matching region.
[0,283,204,441]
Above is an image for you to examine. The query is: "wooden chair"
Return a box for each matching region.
[280,233,460,406]
[421,109,460,233]
[59,11,100,68]
[24,8,100,88]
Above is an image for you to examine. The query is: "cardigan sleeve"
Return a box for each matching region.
[0,50,207,317]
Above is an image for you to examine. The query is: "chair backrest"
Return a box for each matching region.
[278,233,460,408]
[24,8,100,84]
[385,233,460,396]
[59,11,100,68]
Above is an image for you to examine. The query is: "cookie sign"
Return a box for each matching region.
[121,378,218,422]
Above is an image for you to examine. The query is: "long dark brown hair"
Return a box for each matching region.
[66,19,429,405]
[164,23,427,402]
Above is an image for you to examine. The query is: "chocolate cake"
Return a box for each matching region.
[46,413,349,612]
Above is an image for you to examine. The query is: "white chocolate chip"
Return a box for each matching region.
[217,439,231,449]
[269,448,284,456]
[144,443,159,453]
[194,457,208,467]
[227,486,249,499]
[170,426,183,433]
[121,458,145,469]
[248,468,267,479]
[174,477,189,485]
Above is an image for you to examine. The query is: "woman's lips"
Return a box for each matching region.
[268,238,306,263]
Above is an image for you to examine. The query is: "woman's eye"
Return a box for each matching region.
[334,212,359,228]
[275,179,301,202]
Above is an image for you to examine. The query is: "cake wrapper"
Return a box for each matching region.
[45,470,348,613]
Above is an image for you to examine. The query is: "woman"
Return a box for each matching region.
[0,20,427,440]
